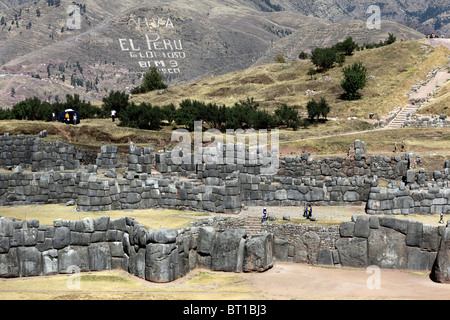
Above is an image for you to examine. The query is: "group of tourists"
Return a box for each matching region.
[261,203,314,223]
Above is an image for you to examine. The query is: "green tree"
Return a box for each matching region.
[298,51,308,60]
[307,67,317,80]
[334,37,357,56]
[275,104,300,130]
[174,99,201,131]
[12,96,41,120]
[131,67,167,94]
[65,93,100,119]
[139,103,163,130]
[310,47,336,71]
[161,103,176,125]
[341,61,368,100]
[102,90,129,116]
[306,97,330,121]
[385,33,396,45]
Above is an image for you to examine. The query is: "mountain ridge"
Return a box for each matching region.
[0,0,440,109]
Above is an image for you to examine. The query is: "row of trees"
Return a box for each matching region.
[117,95,332,131]
[0,94,103,121]
[2,87,330,131]
[299,33,396,70]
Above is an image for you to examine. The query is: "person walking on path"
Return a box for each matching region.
[439,211,445,224]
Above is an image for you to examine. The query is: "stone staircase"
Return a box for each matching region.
[384,105,421,129]
[244,215,263,234]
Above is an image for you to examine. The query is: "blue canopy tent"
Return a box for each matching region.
[58,109,80,125]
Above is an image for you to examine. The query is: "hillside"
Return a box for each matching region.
[131,39,450,119]
[0,0,426,110]
[278,0,449,35]
[252,19,424,66]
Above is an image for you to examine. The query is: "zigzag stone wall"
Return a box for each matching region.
[264,215,450,283]
[1,133,449,216]
[0,215,274,281]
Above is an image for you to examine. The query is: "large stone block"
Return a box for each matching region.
[42,249,58,275]
[58,246,89,273]
[339,221,355,237]
[243,233,273,272]
[368,227,407,269]
[336,237,368,268]
[421,225,440,252]
[317,247,334,266]
[88,242,111,271]
[431,228,450,283]
[0,247,19,277]
[406,247,431,271]
[53,226,70,249]
[353,216,370,238]
[197,227,215,255]
[406,221,423,247]
[273,239,290,261]
[148,229,178,244]
[293,231,320,264]
[211,229,246,272]
[145,243,178,283]
[18,247,42,277]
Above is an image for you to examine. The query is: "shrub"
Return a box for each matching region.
[131,67,167,94]
[341,61,368,100]
[298,51,308,60]
[310,47,336,71]
[307,97,330,121]
[275,104,300,130]
[102,90,129,116]
[274,53,286,63]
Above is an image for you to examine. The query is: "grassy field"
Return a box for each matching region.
[0,204,210,230]
[0,268,261,300]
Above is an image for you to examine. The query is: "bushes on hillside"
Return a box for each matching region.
[341,61,368,100]
[308,34,395,72]
[131,67,167,94]
[9,94,102,122]
[306,97,330,121]
[119,102,163,130]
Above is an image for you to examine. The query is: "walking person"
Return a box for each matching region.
[307,203,313,219]
[439,211,445,224]
[261,207,268,223]
[111,109,117,122]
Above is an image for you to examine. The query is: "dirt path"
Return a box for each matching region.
[243,262,450,300]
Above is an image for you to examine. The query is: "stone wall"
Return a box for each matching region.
[0,215,273,281]
[192,214,450,282]
[0,132,82,172]
[0,172,79,206]
[1,133,449,216]
[404,114,450,128]
[334,215,445,273]
[96,145,118,169]
[366,184,450,215]
[32,141,81,172]
[0,133,39,168]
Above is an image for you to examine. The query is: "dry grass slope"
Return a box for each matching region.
[132,40,450,119]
